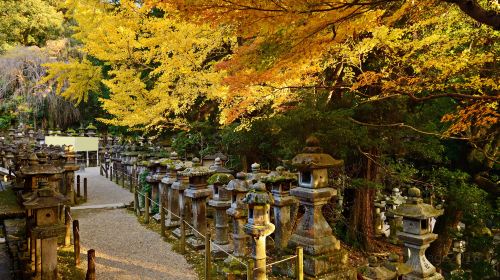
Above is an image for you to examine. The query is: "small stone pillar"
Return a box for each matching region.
[24,182,68,280]
[287,136,344,277]
[208,172,234,258]
[386,187,406,243]
[262,166,298,252]
[225,172,250,264]
[243,181,274,280]
[179,158,214,248]
[390,187,444,280]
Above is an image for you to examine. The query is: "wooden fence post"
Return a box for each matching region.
[86,249,96,280]
[76,175,81,197]
[64,206,71,247]
[109,166,113,181]
[144,192,150,224]
[134,189,139,216]
[296,246,303,280]
[160,202,166,237]
[205,232,211,280]
[121,168,125,187]
[73,220,80,265]
[83,178,88,202]
[247,259,254,280]
[180,214,186,254]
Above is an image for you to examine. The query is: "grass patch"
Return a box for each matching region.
[57,246,85,280]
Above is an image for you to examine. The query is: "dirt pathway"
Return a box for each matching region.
[72,167,196,280]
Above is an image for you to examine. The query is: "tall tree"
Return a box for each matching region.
[0,0,64,51]
[42,0,230,131]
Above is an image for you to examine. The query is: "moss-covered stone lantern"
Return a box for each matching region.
[390,187,444,280]
[225,172,250,264]
[262,166,298,251]
[288,136,344,278]
[243,181,274,280]
[24,182,69,280]
[208,172,234,258]
[179,157,215,248]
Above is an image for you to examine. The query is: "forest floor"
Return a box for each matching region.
[72,167,196,280]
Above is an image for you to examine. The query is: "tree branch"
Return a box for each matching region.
[445,0,500,30]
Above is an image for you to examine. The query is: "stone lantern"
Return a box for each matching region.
[24,182,68,280]
[208,172,234,258]
[288,136,344,277]
[162,152,184,228]
[374,190,387,237]
[262,166,298,251]
[390,187,444,280]
[386,187,406,243]
[19,153,64,193]
[247,163,267,184]
[225,172,250,263]
[63,146,79,205]
[243,181,274,280]
[179,158,214,248]
[85,123,97,137]
[146,159,161,213]
[172,172,193,238]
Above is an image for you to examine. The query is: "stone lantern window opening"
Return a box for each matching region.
[300,171,312,186]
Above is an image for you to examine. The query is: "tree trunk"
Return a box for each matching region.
[427,207,463,266]
[349,149,378,250]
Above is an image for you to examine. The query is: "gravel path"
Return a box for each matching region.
[72,168,196,280]
[76,167,133,206]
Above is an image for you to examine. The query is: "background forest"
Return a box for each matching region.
[0,0,498,278]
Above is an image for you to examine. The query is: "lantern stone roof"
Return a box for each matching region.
[23,187,69,209]
[208,173,234,185]
[390,187,443,219]
[243,182,274,205]
[178,158,214,177]
[262,166,297,183]
[291,136,343,169]
[209,157,232,174]
[226,172,249,192]
[20,153,64,175]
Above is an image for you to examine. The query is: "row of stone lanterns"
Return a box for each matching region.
[0,127,78,280]
[105,134,446,280]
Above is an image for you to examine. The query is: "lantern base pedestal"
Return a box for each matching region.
[164,219,179,229]
[187,236,205,249]
[211,242,232,259]
[172,227,193,238]
[303,249,354,279]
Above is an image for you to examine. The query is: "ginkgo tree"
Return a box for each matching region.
[42,0,231,131]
